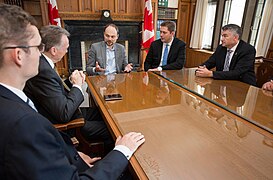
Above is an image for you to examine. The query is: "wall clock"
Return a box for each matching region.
[101,10,112,21]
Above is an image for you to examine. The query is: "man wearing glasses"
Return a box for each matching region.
[0,4,145,179]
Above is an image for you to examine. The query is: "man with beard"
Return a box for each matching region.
[86,23,133,75]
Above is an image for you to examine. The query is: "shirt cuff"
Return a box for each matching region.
[72,84,84,95]
[114,145,133,160]
[157,67,162,71]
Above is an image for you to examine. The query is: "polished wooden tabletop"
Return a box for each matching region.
[86,71,273,179]
[154,68,273,134]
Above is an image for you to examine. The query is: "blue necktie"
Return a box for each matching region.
[162,44,169,66]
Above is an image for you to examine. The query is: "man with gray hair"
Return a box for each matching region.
[0,4,145,179]
[24,25,115,153]
[196,24,256,86]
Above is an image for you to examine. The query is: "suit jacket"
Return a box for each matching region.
[144,37,186,71]
[86,41,128,75]
[24,55,83,124]
[201,40,256,86]
[0,85,128,179]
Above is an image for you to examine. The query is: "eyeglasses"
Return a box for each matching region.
[3,43,45,52]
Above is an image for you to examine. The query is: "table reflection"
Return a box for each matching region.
[87,72,273,179]
[155,69,273,133]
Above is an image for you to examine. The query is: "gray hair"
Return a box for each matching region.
[40,25,70,52]
[222,24,242,39]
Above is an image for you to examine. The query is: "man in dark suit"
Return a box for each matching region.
[24,25,115,151]
[0,4,145,179]
[195,24,256,86]
[144,21,186,71]
[86,23,133,75]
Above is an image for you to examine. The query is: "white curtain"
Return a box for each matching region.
[189,0,208,48]
[255,0,273,57]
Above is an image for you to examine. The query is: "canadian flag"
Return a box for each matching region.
[142,0,155,52]
[48,0,61,26]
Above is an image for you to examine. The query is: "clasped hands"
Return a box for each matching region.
[195,65,213,77]
[69,70,85,86]
[262,80,273,97]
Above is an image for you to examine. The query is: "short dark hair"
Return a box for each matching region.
[160,21,176,32]
[40,25,70,52]
[222,24,242,39]
[104,23,119,35]
[0,4,37,63]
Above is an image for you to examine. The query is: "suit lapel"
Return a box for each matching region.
[168,38,177,60]
[114,44,120,72]
[229,41,242,69]
[100,42,107,68]
[40,55,66,93]
[0,85,27,107]
[158,41,163,62]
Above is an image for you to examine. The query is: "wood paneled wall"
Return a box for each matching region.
[186,48,212,67]
[176,0,196,45]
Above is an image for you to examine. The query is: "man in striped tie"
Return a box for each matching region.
[196,24,256,86]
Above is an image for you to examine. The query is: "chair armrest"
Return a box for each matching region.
[53,118,85,131]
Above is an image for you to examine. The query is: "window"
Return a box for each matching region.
[222,0,246,27]
[199,0,266,51]
[202,0,217,49]
[249,0,266,46]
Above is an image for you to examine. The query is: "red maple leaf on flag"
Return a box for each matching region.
[48,0,61,26]
[142,0,155,53]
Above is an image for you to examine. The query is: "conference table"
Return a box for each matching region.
[86,68,273,179]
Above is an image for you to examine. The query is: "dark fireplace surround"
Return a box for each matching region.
[64,20,142,72]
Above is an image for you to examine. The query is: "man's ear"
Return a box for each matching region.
[234,34,239,41]
[50,47,57,56]
[14,48,24,67]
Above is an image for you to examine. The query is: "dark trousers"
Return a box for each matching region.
[80,107,114,155]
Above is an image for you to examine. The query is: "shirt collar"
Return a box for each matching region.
[42,53,55,69]
[229,41,239,52]
[0,83,28,102]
